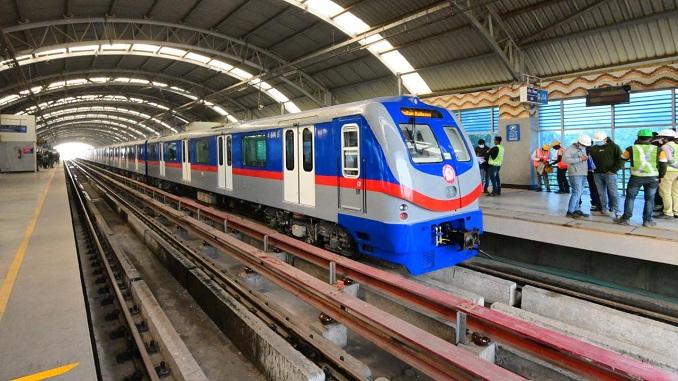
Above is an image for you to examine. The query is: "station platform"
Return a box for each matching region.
[480,189,678,267]
[0,166,97,380]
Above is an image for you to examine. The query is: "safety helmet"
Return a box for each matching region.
[551,140,560,147]
[592,131,608,142]
[577,134,592,147]
[637,129,654,138]
[542,144,550,150]
[658,129,676,138]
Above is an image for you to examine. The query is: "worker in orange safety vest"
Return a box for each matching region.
[532,144,552,192]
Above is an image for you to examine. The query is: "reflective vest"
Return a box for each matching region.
[532,149,550,168]
[556,147,568,170]
[631,144,658,177]
[667,142,678,172]
[489,145,504,166]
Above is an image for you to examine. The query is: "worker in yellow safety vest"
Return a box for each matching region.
[614,129,668,227]
[486,136,504,196]
[656,129,678,219]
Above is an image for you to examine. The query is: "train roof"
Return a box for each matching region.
[96,96,445,147]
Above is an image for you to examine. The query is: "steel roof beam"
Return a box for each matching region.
[450,0,525,80]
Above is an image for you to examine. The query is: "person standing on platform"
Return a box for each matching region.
[551,141,569,193]
[589,131,624,218]
[475,139,490,193]
[586,144,602,212]
[563,135,592,218]
[486,136,504,196]
[656,129,678,219]
[531,144,552,192]
[614,129,667,227]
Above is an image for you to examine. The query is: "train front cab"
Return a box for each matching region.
[335,100,483,275]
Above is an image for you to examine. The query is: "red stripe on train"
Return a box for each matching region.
[233,168,283,180]
[316,175,481,212]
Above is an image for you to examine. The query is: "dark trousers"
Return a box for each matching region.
[587,172,601,208]
[622,176,659,222]
[480,163,489,192]
[488,165,501,194]
[556,168,569,193]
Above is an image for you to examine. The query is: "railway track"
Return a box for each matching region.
[71,159,676,381]
[65,162,207,381]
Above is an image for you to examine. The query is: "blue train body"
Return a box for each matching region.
[89,97,483,275]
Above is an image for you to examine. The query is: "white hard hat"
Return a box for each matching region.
[577,134,592,147]
[592,131,608,142]
[658,129,676,138]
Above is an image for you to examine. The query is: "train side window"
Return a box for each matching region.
[226,136,232,166]
[167,142,177,161]
[341,124,359,178]
[443,127,471,162]
[285,130,294,170]
[218,137,224,166]
[243,134,267,167]
[302,128,313,172]
[195,139,209,164]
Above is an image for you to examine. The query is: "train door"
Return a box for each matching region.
[134,145,139,171]
[159,142,165,177]
[182,139,191,182]
[339,121,363,212]
[217,135,233,190]
[283,126,315,206]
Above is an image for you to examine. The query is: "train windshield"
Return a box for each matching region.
[443,127,471,162]
[399,123,442,163]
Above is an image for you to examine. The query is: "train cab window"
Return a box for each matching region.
[399,124,442,163]
[341,124,359,178]
[444,127,471,162]
[167,142,178,161]
[226,136,232,166]
[285,130,294,170]
[302,128,313,172]
[243,135,267,167]
[195,139,209,164]
[218,137,223,166]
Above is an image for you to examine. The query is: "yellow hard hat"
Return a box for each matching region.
[542,144,551,150]
[551,140,560,146]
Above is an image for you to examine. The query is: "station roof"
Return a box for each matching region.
[0,0,676,145]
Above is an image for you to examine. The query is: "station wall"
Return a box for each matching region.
[0,114,37,172]
[426,63,678,188]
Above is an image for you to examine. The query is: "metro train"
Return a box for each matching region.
[87,96,483,275]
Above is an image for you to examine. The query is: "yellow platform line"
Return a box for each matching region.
[0,169,57,321]
[11,362,79,381]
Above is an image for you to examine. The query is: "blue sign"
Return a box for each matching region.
[506,124,521,142]
[0,124,27,133]
[523,86,548,105]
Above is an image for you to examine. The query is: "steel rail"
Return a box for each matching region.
[73,160,523,380]
[76,159,678,381]
[64,163,161,381]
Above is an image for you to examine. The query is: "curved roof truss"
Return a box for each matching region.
[16,95,191,124]
[0,18,330,112]
[39,108,173,135]
[39,123,140,142]
[0,70,239,123]
[38,119,148,140]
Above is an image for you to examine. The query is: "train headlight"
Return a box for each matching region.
[399,212,408,220]
[399,204,408,211]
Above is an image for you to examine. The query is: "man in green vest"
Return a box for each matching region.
[486,136,504,196]
[656,129,678,219]
[614,129,668,227]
